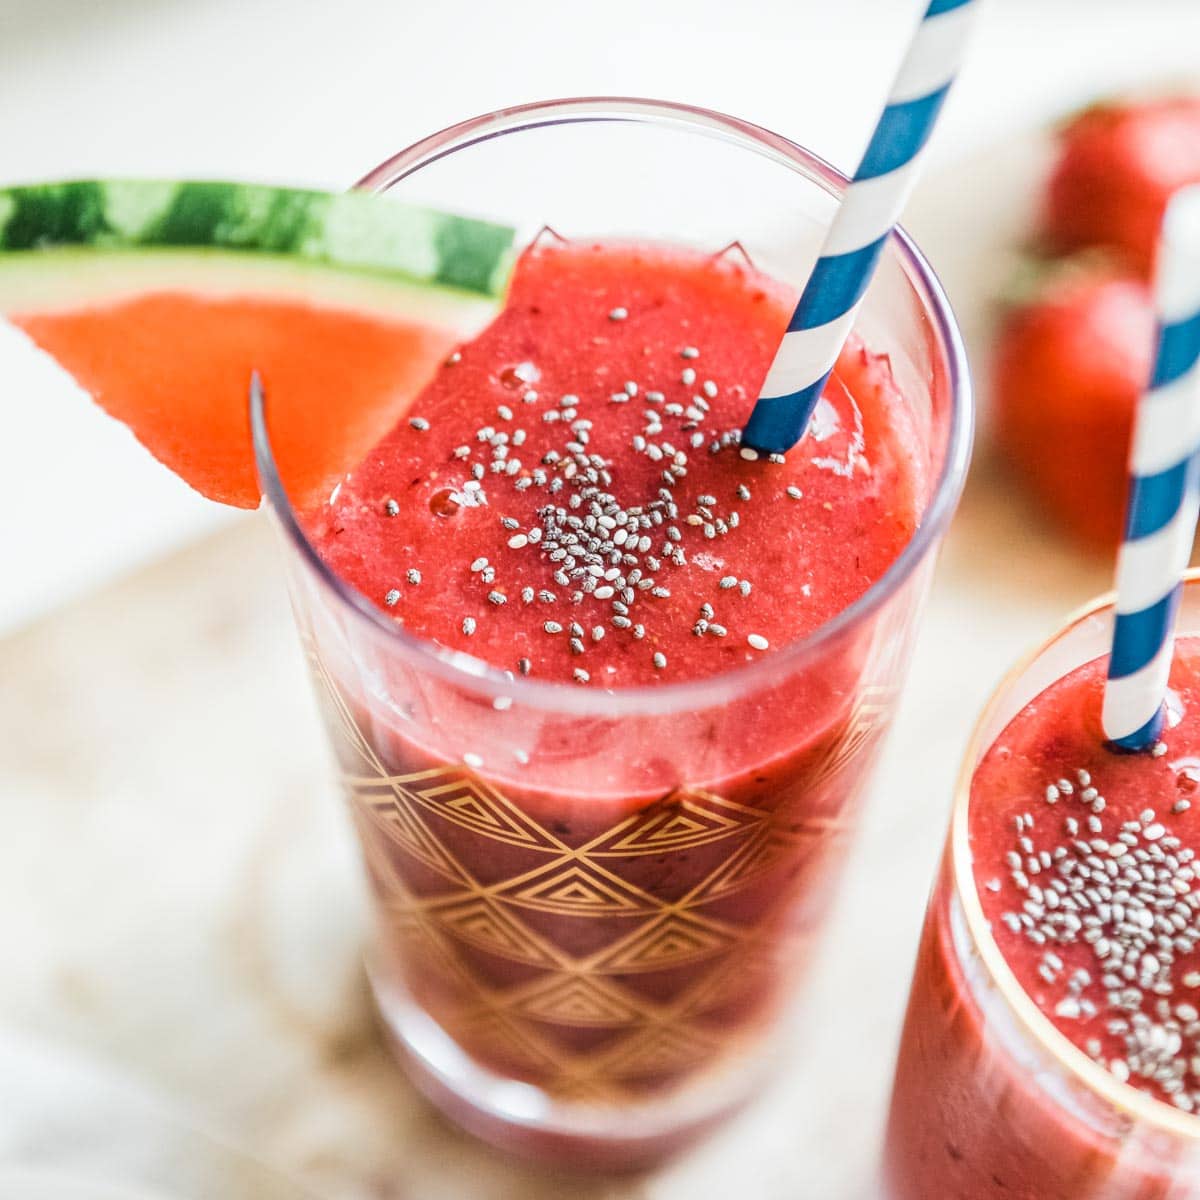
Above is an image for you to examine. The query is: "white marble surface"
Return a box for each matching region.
[0,1028,316,1198]
[0,449,1117,1198]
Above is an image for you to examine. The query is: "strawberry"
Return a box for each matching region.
[1042,96,1200,278]
[992,258,1155,550]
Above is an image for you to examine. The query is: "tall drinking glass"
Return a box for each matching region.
[885,574,1200,1198]
[254,98,971,1168]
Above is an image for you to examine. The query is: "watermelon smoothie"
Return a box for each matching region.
[257,99,971,1165]
[305,234,917,1080]
[885,590,1200,1198]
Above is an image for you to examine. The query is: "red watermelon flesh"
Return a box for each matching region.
[13,294,458,509]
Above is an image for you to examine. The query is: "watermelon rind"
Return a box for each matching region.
[0,179,515,309]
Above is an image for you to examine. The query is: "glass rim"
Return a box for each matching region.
[254,95,974,717]
[952,568,1200,1139]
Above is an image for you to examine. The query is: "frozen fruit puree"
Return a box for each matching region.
[307,238,925,686]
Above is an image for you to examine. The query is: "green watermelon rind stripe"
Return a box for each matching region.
[0,180,515,298]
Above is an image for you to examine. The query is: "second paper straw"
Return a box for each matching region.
[1103,184,1200,751]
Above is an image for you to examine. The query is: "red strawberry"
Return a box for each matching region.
[1042,96,1200,278]
[992,259,1155,549]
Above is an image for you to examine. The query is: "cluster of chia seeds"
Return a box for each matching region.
[385,305,786,683]
[991,753,1200,1111]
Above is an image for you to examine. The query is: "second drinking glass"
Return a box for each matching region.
[886,574,1200,1198]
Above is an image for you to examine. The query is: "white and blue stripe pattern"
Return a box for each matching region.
[741,0,978,457]
[1103,186,1200,751]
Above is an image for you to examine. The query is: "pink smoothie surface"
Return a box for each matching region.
[305,238,925,688]
[970,639,1200,1115]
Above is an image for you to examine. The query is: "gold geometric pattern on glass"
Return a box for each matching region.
[305,642,894,1101]
[401,771,568,851]
[430,896,567,968]
[508,974,647,1027]
[587,915,738,973]
[585,797,762,857]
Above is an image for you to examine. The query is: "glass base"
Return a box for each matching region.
[368,962,762,1171]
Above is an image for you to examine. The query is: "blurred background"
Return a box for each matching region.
[3,1,1200,1197]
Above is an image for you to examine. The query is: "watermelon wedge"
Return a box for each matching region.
[0,180,515,507]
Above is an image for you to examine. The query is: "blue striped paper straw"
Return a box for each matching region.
[741,0,978,458]
[1103,185,1200,752]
